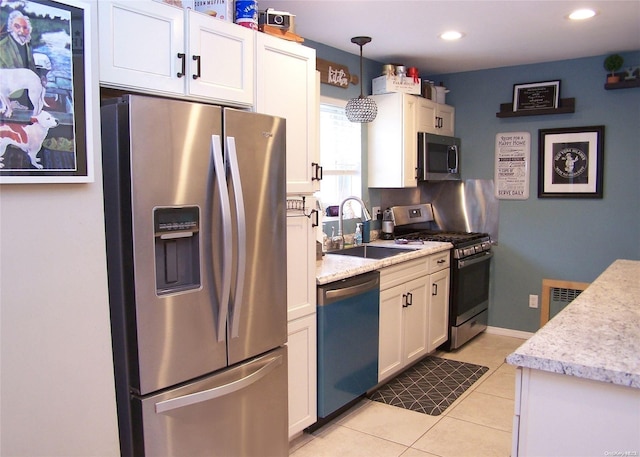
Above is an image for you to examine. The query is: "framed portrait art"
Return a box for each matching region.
[0,0,93,183]
[538,126,605,199]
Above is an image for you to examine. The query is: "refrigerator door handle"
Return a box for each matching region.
[211,135,233,342]
[226,136,246,339]
[154,354,283,414]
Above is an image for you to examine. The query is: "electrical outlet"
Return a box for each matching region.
[372,206,381,219]
[529,294,539,308]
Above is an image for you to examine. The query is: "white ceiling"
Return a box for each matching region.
[261,0,640,74]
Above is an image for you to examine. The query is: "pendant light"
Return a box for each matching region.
[345,36,377,123]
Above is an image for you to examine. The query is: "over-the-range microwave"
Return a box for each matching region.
[417,132,461,181]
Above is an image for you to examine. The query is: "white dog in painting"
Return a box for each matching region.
[0,111,59,169]
[0,68,47,118]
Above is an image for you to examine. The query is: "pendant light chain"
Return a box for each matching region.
[345,36,377,123]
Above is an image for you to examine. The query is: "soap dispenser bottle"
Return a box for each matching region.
[354,223,363,246]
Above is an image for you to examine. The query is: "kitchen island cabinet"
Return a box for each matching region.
[98,1,254,106]
[507,259,640,457]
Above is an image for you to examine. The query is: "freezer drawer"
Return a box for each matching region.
[134,347,288,457]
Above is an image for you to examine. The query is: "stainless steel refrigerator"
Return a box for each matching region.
[101,95,288,457]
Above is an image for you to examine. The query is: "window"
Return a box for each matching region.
[318,97,362,212]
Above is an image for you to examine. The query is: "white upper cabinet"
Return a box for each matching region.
[369,93,456,188]
[185,11,254,105]
[417,97,455,136]
[255,33,318,194]
[99,1,254,106]
[368,93,418,188]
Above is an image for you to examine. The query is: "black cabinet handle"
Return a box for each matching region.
[406,292,413,306]
[402,294,408,308]
[192,55,201,79]
[311,209,319,227]
[311,162,323,181]
[177,53,186,78]
[432,284,438,296]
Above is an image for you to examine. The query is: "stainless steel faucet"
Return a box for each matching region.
[337,196,372,248]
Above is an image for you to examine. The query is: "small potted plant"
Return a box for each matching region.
[604,54,624,84]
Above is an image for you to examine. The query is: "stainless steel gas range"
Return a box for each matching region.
[390,204,493,350]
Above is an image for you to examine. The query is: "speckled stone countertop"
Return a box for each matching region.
[506,259,640,388]
[316,240,452,285]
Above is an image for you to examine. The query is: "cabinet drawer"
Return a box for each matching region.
[380,257,429,290]
[429,251,451,273]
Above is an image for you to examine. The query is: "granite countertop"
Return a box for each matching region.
[506,259,640,388]
[316,240,452,285]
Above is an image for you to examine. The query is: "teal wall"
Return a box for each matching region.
[429,51,640,332]
[308,38,640,332]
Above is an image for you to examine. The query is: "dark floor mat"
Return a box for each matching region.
[369,356,489,415]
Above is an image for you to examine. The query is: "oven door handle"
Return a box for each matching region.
[458,250,493,268]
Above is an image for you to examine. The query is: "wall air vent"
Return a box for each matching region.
[549,287,583,318]
[540,279,590,327]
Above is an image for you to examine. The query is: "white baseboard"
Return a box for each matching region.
[486,326,534,340]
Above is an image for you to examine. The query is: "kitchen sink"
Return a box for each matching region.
[328,245,411,259]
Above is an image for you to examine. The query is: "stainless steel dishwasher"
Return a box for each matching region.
[316,270,380,420]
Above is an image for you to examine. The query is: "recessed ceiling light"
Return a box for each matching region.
[568,8,597,20]
[440,31,464,41]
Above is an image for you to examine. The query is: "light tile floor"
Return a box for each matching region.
[289,332,526,457]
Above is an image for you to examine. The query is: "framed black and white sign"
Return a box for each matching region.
[0,0,93,184]
[495,132,530,200]
[538,126,604,198]
[513,80,560,112]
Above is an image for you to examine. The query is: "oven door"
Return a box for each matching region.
[451,250,493,326]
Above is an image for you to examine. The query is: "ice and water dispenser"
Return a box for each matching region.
[154,206,201,295]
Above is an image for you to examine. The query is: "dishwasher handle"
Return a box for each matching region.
[318,271,380,305]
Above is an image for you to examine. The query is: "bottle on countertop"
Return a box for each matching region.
[354,223,362,246]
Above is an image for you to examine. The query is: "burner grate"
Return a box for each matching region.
[395,230,489,246]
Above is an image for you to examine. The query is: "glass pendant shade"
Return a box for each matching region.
[346,95,378,122]
[345,36,377,123]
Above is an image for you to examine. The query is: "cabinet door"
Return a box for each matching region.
[378,284,404,382]
[186,11,254,106]
[416,97,437,134]
[99,1,185,94]
[286,197,316,321]
[402,276,430,366]
[437,104,455,137]
[287,314,317,438]
[368,93,418,188]
[255,34,318,194]
[427,268,450,351]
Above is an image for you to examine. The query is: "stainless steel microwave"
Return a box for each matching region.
[417,133,461,181]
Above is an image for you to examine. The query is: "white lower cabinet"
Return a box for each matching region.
[287,314,316,438]
[378,252,450,382]
[427,267,450,351]
[286,197,317,436]
[379,276,429,381]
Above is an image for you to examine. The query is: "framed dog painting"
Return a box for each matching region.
[0,0,93,183]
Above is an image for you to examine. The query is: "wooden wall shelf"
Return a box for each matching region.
[496,98,575,118]
[604,79,640,90]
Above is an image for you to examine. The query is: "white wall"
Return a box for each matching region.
[0,1,120,455]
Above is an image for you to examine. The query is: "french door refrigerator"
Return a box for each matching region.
[101,94,288,457]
